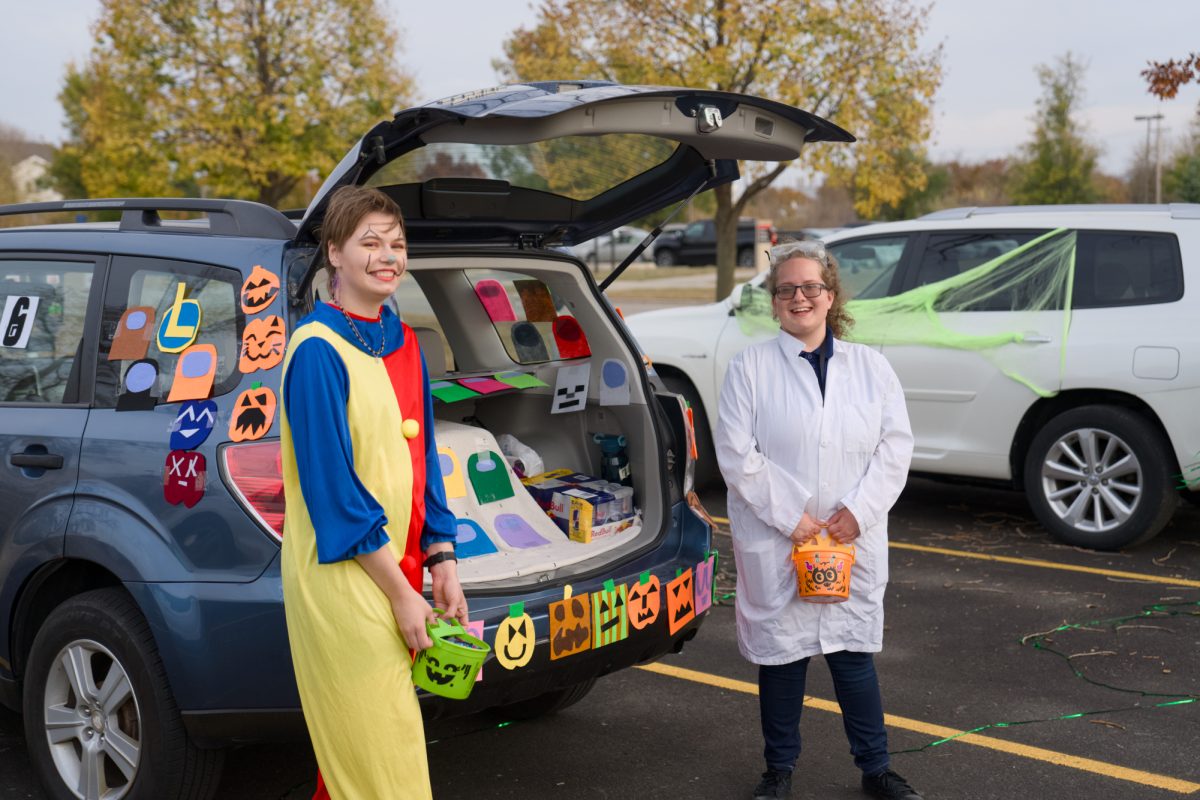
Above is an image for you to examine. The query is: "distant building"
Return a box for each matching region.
[5,142,61,203]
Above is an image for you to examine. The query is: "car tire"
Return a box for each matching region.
[737,247,754,268]
[1023,405,1178,550]
[660,372,721,491]
[23,588,224,800]
[491,678,597,721]
[654,249,676,267]
[1182,490,1200,508]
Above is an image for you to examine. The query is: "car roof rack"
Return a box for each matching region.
[0,198,296,239]
[920,203,1200,221]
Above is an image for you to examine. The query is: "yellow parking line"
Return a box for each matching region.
[889,541,1200,589]
[638,662,1200,795]
[708,515,1199,589]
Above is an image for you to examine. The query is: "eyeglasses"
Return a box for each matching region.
[773,283,829,300]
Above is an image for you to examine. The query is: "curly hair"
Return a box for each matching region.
[765,239,854,338]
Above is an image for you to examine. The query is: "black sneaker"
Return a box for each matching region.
[862,768,923,800]
[752,770,792,799]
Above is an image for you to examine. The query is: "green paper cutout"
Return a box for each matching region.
[639,571,651,585]
[509,602,525,619]
[494,370,549,389]
[467,451,514,504]
[603,579,615,592]
[431,380,480,403]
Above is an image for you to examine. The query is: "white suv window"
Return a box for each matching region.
[828,235,911,299]
[1073,231,1184,308]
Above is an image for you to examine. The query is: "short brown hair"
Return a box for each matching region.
[318,186,406,282]
[766,239,854,338]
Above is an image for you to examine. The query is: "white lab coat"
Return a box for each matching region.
[715,332,913,665]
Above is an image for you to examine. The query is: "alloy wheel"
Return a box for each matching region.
[1039,427,1142,533]
[43,639,141,800]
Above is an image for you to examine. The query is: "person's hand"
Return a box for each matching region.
[431,561,468,625]
[789,512,823,545]
[824,507,861,544]
[391,586,436,651]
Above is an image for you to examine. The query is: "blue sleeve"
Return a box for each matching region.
[418,350,458,551]
[283,337,391,563]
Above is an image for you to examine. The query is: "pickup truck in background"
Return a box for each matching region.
[651,217,777,267]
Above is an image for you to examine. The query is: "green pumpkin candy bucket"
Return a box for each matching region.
[411,613,490,700]
[791,531,855,604]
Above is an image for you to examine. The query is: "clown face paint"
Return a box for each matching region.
[591,579,629,649]
[666,568,696,635]
[169,400,217,450]
[164,450,206,508]
[238,315,285,373]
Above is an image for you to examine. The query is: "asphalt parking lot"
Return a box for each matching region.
[3,477,1198,799]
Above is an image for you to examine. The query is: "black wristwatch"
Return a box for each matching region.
[423,551,458,570]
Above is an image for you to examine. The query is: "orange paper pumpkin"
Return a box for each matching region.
[666,569,696,635]
[627,573,661,630]
[229,383,277,442]
[548,593,591,660]
[239,315,286,373]
[240,265,280,314]
[494,603,535,670]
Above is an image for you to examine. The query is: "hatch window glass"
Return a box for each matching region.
[1072,231,1184,308]
[465,269,583,365]
[367,135,678,201]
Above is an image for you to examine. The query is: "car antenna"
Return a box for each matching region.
[598,159,718,292]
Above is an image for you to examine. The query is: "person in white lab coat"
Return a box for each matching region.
[715,240,920,800]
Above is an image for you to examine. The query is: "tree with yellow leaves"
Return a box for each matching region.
[51,0,413,208]
[497,0,942,298]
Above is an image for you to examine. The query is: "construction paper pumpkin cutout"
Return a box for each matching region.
[116,359,159,411]
[591,580,629,649]
[156,283,203,354]
[239,315,286,373]
[240,265,279,314]
[453,518,498,559]
[438,448,466,499]
[694,555,715,615]
[167,344,218,401]
[229,383,277,442]
[666,569,696,635]
[627,573,662,630]
[494,603,535,670]
[468,451,514,504]
[474,278,517,322]
[108,306,156,361]
[552,315,590,359]
[548,594,592,660]
[510,321,550,361]
[163,450,206,508]
[169,399,218,450]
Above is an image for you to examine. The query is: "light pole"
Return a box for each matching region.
[1135,113,1164,203]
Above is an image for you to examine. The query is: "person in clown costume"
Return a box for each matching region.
[280,185,466,800]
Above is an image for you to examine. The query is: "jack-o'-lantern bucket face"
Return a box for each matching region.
[411,616,489,699]
[792,533,855,603]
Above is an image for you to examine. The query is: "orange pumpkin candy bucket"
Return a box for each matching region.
[791,531,855,603]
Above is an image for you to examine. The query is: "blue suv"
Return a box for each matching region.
[0,81,851,799]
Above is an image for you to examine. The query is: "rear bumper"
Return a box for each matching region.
[137,502,712,745]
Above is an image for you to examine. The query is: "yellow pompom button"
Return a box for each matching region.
[401,418,421,439]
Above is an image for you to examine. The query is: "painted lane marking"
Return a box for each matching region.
[637,662,1200,795]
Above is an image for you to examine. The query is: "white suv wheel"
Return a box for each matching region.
[1039,427,1141,533]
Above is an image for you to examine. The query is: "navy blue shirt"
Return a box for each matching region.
[798,326,835,399]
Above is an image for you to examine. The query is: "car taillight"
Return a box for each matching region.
[222,440,284,541]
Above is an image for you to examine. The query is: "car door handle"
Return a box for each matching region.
[1022,333,1052,344]
[11,452,65,469]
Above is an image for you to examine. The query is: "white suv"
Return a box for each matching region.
[627,205,1200,549]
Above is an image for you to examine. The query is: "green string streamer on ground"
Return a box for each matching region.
[891,601,1199,755]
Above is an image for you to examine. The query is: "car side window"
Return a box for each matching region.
[1072,231,1184,309]
[684,222,705,240]
[912,232,1043,290]
[95,256,243,408]
[827,235,911,299]
[0,258,96,404]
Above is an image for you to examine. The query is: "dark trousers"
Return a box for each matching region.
[758,650,889,776]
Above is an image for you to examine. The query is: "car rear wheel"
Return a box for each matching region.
[1023,405,1177,550]
[23,588,224,800]
[654,249,677,267]
[659,372,720,490]
[1183,490,1200,508]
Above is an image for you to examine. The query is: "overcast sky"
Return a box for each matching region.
[2,0,1198,178]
